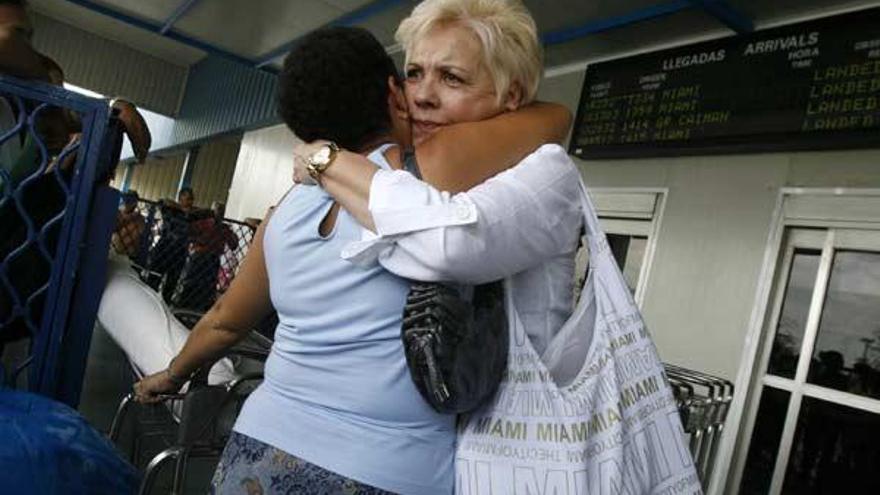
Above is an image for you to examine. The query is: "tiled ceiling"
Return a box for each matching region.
[30,0,880,71]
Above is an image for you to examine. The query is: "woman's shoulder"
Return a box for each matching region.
[463,144,579,197]
[525,143,571,161]
[512,144,579,177]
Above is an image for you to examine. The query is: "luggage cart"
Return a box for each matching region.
[665,364,734,491]
[109,309,272,495]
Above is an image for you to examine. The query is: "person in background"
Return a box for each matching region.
[146,187,196,304]
[133,12,571,493]
[176,200,237,310]
[0,0,46,81]
[0,0,150,166]
[111,189,145,261]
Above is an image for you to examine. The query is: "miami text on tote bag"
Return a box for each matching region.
[455,177,702,495]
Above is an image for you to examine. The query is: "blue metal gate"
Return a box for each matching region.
[0,75,122,407]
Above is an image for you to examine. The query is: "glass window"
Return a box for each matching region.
[767,249,821,379]
[607,233,647,294]
[807,250,880,400]
[739,387,791,495]
[782,397,880,494]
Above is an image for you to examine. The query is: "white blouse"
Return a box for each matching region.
[342,143,584,357]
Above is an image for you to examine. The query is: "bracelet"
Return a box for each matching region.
[166,357,191,387]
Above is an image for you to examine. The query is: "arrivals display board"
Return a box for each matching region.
[570,8,880,158]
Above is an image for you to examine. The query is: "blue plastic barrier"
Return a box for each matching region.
[0,387,139,493]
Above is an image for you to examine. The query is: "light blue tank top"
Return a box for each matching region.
[233,145,454,495]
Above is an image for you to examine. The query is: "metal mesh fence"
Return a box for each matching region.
[110,199,257,312]
[0,76,120,403]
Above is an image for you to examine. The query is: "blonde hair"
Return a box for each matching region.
[396,0,543,105]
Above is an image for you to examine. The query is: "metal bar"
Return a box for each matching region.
[61,0,258,68]
[255,0,408,68]
[121,162,133,192]
[160,0,201,35]
[26,86,111,396]
[54,185,119,407]
[688,0,754,34]
[178,146,199,193]
[768,230,836,495]
[541,0,694,46]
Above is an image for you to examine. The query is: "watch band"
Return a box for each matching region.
[306,161,323,182]
[306,142,340,182]
[166,357,192,388]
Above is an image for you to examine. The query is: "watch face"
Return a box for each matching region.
[313,147,331,165]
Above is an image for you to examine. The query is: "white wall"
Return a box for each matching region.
[125,153,186,202]
[225,125,301,222]
[538,70,880,380]
[189,136,242,209]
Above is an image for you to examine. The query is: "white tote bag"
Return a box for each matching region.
[455,178,702,495]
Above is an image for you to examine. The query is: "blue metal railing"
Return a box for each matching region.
[0,75,122,407]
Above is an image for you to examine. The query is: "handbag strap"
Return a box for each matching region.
[505,172,607,347]
[575,174,609,278]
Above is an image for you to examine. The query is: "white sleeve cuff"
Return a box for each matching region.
[340,169,478,265]
[368,169,478,236]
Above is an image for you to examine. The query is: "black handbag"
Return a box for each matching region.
[401,281,508,414]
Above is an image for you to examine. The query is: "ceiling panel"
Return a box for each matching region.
[525,0,664,35]
[543,8,725,68]
[174,0,346,59]
[731,0,879,27]
[30,0,205,66]
[255,0,410,67]
[351,2,414,47]
[321,0,387,11]
[85,0,182,24]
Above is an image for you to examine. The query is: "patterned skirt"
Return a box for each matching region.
[210,431,397,495]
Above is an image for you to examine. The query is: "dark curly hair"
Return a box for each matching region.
[277,26,399,151]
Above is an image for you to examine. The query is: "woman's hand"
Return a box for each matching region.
[292,140,330,186]
[292,153,316,186]
[133,369,182,404]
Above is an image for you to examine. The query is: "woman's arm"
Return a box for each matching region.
[342,145,583,284]
[416,101,572,191]
[133,212,275,402]
[294,101,572,232]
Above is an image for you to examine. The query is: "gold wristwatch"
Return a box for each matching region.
[306,142,341,182]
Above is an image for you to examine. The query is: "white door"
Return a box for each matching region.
[735,227,880,494]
